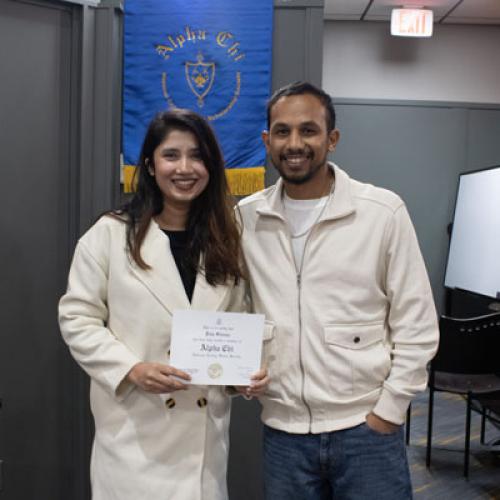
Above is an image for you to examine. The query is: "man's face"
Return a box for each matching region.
[263,93,339,185]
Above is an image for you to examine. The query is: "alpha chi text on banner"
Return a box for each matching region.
[123,0,273,195]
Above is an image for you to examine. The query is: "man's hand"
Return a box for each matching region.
[365,412,400,434]
[126,362,191,393]
[235,368,270,399]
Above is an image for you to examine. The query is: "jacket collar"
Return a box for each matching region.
[129,219,229,315]
[256,163,356,222]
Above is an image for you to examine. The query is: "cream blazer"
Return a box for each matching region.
[59,216,246,500]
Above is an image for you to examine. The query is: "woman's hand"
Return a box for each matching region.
[126,362,191,393]
[235,368,269,399]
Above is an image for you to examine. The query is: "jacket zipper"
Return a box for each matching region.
[288,226,316,432]
[278,175,335,432]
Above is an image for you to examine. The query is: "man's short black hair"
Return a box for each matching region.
[266,81,336,132]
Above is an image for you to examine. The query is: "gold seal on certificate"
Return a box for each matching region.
[208,363,223,379]
[169,310,264,386]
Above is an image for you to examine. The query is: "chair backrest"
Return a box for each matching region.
[433,313,500,374]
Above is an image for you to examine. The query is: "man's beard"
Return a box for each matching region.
[274,148,327,185]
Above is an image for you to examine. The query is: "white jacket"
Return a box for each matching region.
[238,164,439,433]
[59,216,245,500]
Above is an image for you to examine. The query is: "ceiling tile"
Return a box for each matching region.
[364,0,458,21]
[323,0,500,25]
[443,0,500,24]
[324,0,371,20]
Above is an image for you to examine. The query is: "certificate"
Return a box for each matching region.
[170,310,264,385]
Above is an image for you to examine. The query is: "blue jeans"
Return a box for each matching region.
[263,423,412,500]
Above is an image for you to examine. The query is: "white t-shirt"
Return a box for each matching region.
[283,192,329,270]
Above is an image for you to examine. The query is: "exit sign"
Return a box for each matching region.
[391,8,433,38]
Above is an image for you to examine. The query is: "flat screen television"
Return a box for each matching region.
[444,165,500,300]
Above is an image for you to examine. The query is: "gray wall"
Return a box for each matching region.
[0,0,122,498]
[331,101,500,314]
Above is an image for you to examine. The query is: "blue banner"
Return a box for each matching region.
[123,0,273,190]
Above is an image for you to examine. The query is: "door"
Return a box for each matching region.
[0,0,78,498]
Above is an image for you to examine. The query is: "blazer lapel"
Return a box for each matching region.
[190,267,230,312]
[129,220,190,314]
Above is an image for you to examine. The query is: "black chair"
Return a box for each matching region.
[426,313,500,478]
[476,390,500,444]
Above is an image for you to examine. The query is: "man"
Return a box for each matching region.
[238,82,439,499]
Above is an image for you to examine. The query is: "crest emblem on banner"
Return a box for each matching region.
[156,26,243,121]
[185,53,215,107]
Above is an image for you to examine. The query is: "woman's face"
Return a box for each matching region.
[150,129,209,207]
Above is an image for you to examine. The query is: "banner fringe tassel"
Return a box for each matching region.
[225,167,265,196]
[123,165,138,194]
[122,165,265,196]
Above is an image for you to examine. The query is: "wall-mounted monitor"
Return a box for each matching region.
[444,165,500,299]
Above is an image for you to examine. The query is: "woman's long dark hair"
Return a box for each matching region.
[115,109,244,286]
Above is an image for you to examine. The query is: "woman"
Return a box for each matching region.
[59,109,268,500]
